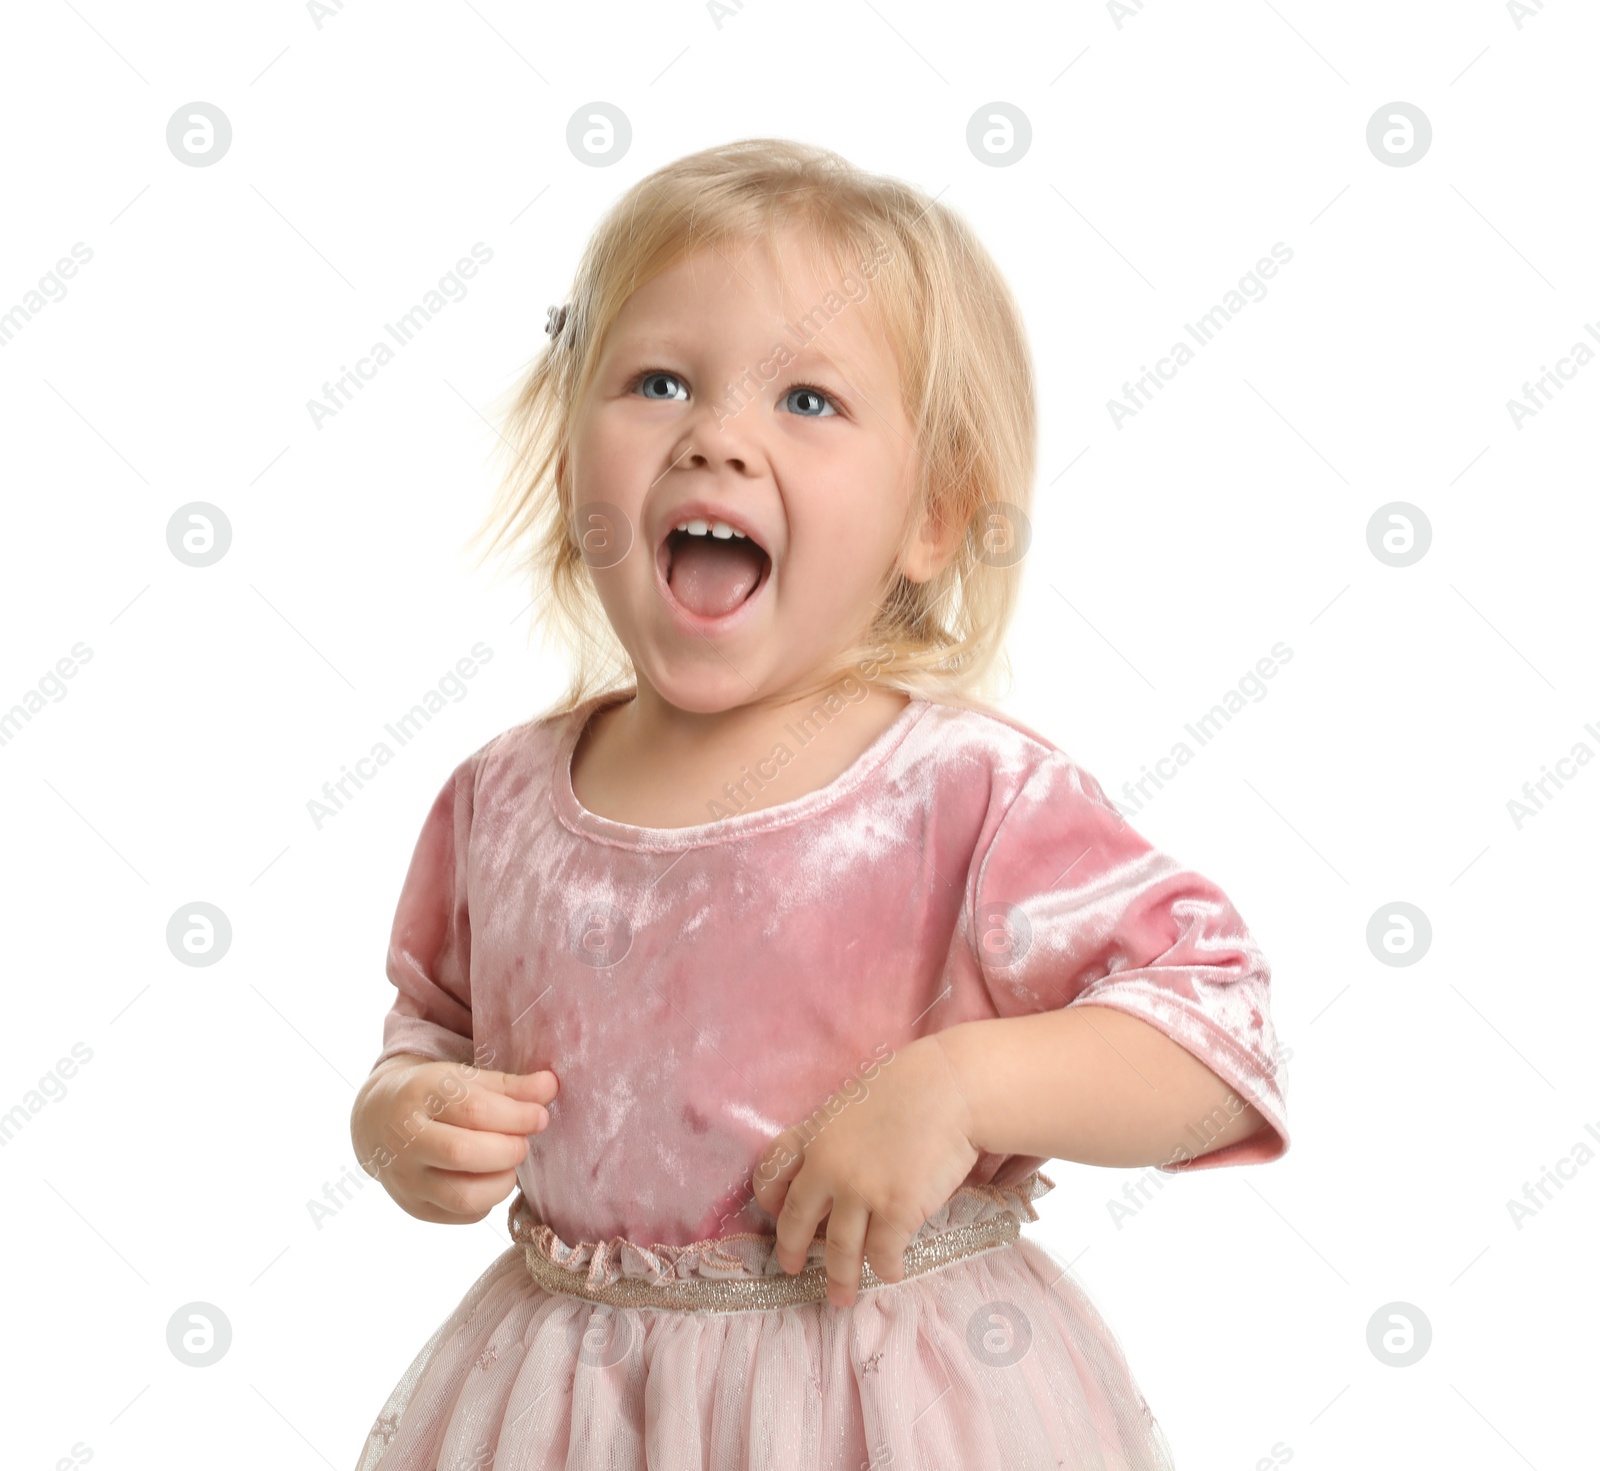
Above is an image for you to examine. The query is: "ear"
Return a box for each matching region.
[900,497,967,585]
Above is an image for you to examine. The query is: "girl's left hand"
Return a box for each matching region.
[750,1034,981,1309]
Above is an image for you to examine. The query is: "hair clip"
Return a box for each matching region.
[545,303,569,338]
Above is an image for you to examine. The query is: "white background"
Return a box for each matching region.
[2,1,1595,1467]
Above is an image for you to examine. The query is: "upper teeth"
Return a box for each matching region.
[677,519,745,539]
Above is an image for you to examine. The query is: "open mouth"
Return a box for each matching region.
[656,522,772,623]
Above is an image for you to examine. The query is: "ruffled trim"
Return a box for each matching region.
[507,1170,1054,1295]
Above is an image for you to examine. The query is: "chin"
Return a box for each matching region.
[638,662,765,717]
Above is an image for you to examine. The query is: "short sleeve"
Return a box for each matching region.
[370,754,481,1073]
[972,751,1289,1171]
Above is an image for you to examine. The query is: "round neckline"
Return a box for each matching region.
[552,686,930,849]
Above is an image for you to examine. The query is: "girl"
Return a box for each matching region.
[350,137,1290,1471]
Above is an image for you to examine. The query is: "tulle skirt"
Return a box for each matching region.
[355,1179,1175,1471]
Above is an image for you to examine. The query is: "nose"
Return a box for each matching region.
[690,447,749,475]
[670,393,761,480]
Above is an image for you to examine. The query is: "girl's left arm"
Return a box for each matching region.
[933,1003,1267,1169]
[958,746,1291,1173]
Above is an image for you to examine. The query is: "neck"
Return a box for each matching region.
[616,671,903,751]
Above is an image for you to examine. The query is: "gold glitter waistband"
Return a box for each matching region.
[509,1197,1023,1314]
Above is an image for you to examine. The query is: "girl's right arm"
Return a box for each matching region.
[351,1053,558,1225]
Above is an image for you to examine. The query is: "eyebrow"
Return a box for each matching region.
[608,333,869,381]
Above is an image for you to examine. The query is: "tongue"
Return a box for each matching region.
[668,536,766,617]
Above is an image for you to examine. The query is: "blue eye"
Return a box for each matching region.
[630,369,840,417]
[783,385,838,418]
[636,371,688,402]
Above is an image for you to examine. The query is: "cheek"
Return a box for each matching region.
[801,453,910,573]
[571,425,651,520]
[786,504,903,605]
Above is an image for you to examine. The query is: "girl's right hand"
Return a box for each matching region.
[350,1055,559,1224]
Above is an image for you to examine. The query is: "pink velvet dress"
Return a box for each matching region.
[355,688,1290,1471]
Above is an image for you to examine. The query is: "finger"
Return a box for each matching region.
[822,1189,872,1309]
[422,1165,520,1219]
[862,1206,915,1287]
[414,1118,533,1176]
[773,1171,829,1277]
[750,1126,806,1217]
[477,1068,561,1106]
[468,1067,560,1117]
[432,1075,555,1137]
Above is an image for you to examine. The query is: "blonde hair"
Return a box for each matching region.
[468,137,1037,719]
